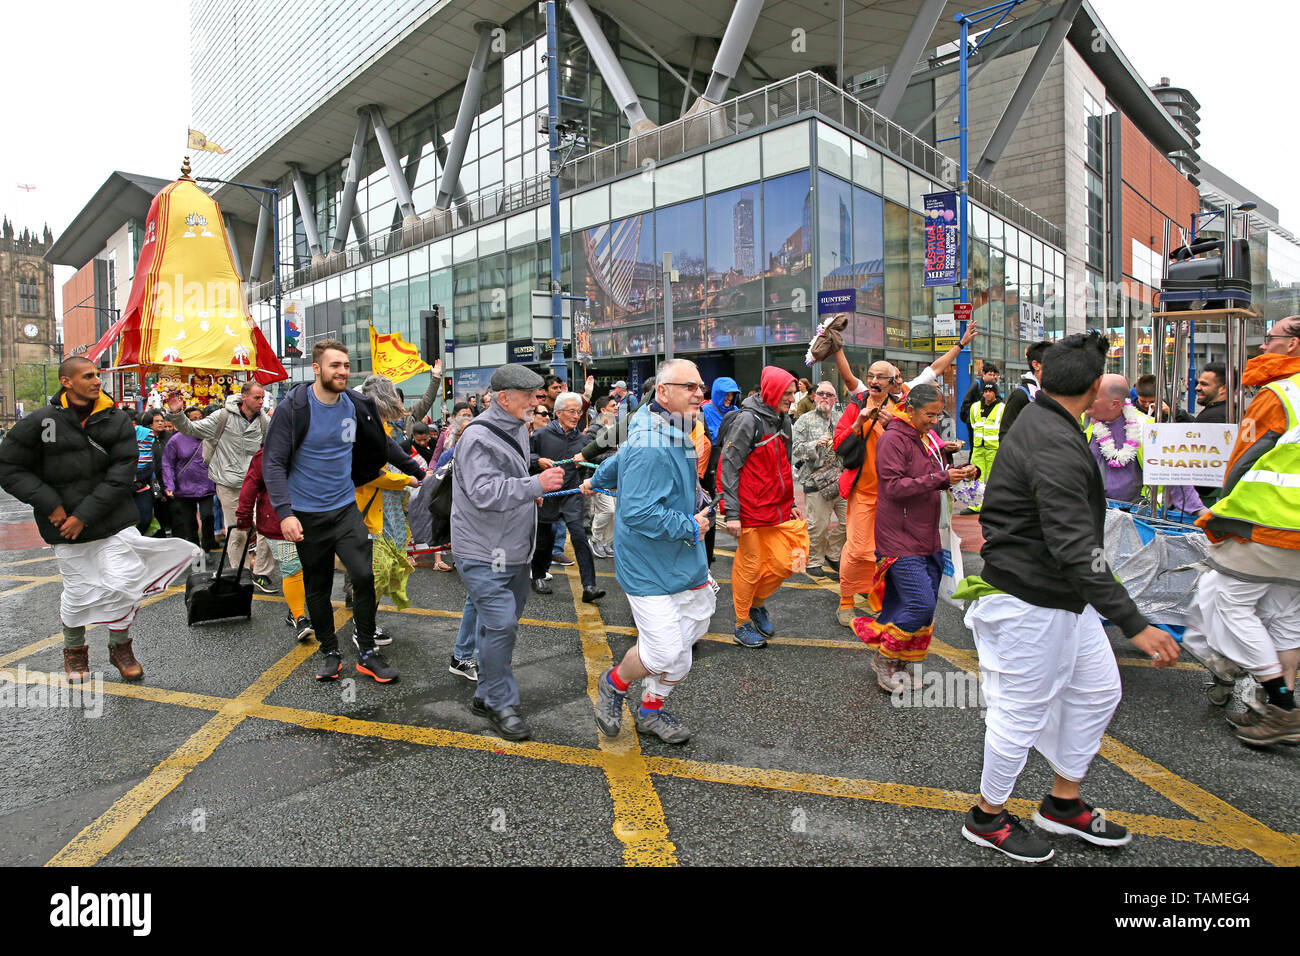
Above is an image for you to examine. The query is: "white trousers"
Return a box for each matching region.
[57,527,200,629]
[590,490,616,548]
[1185,571,1300,679]
[627,585,717,699]
[965,593,1121,806]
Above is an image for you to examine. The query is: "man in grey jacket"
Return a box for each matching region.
[452,364,564,741]
[165,383,274,590]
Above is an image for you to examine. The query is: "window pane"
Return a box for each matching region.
[884,200,909,319]
[762,170,813,309]
[706,185,762,316]
[853,187,884,316]
[761,121,810,177]
[654,155,703,206]
[704,137,762,192]
[655,199,705,320]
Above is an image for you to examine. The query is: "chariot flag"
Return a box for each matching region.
[369,324,432,384]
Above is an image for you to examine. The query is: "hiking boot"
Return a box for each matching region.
[63,646,90,683]
[836,607,859,629]
[357,648,399,684]
[1225,706,1263,728]
[531,577,552,595]
[635,706,693,744]
[252,574,277,594]
[871,649,904,693]
[315,651,343,681]
[961,807,1054,863]
[107,640,144,682]
[449,655,479,682]
[749,605,774,638]
[582,585,606,603]
[594,668,627,737]
[805,565,827,578]
[1032,797,1131,847]
[1234,704,1300,746]
[294,617,315,642]
[733,622,767,648]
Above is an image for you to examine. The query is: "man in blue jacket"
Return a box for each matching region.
[700,375,740,442]
[582,359,716,744]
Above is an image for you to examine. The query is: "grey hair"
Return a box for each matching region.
[655,358,694,383]
[361,373,406,421]
[554,391,583,413]
[904,383,943,409]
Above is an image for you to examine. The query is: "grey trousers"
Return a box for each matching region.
[456,560,532,709]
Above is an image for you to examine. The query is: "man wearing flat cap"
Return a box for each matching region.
[451,364,565,741]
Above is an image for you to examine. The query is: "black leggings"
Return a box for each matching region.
[172,495,216,549]
[295,505,376,654]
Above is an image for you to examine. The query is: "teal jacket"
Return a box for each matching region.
[590,404,707,596]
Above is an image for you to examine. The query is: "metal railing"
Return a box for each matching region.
[252,71,1061,301]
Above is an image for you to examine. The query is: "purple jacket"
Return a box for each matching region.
[873,416,951,557]
[162,432,216,499]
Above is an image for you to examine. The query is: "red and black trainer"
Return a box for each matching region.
[961,807,1054,863]
[356,648,399,684]
[1032,796,1131,847]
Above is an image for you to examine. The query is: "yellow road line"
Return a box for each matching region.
[0,573,62,582]
[641,756,1235,850]
[45,607,345,867]
[0,554,56,568]
[12,664,1274,857]
[0,586,185,669]
[563,550,677,866]
[0,578,60,599]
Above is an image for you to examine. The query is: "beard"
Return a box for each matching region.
[321,375,348,394]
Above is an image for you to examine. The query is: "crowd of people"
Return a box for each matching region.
[0,310,1296,865]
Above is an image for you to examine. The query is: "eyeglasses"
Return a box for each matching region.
[1263,333,1299,343]
[815,390,836,398]
[662,381,706,393]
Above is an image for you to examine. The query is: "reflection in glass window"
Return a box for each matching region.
[818,174,853,288]
[453,263,479,344]
[852,187,884,317]
[706,186,762,316]
[883,201,909,319]
[908,210,934,321]
[480,253,508,342]
[580,214,657,328]
[656,200,706,321]
[762,170,812,309]
[989,246,1005,336]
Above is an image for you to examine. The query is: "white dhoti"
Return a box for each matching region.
[56,528,200,629]
[965,593,1122,806]
[627,585,716,698]
[1188,570,1300,680]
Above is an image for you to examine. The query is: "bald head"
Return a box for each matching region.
[1088,373,1131,422]
[863,361,894,398]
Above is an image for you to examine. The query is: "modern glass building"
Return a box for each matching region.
[199,3,1065,405]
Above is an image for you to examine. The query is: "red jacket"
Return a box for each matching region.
[236,449,284,540]
[719,366,796,527]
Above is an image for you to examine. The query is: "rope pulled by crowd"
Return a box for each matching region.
[540,487,618,499]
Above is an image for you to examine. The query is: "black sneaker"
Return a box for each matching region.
[449,655,479,682]
[294,617,315,642]
[252,574,278,594]
[961,807,1054,862]
[284,611,295,627]
[372,625,392,647]
[314,651,343,681]
[356,648,399,684]
[1032,796,1131,847]
[532,577,552,595]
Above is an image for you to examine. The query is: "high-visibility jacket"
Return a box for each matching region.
[969,401,1005,449]
[1201,372,1300,543]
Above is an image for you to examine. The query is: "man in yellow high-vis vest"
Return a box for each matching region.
[968,383,1004,512]
[1189,331,1300,746]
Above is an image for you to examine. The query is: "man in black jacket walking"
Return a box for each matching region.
[262,340,424,684]
[957,332,1180,863]
[0,358,199,683]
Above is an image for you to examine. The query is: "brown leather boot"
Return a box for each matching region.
[107,639,144,682]
[63,646,90,683]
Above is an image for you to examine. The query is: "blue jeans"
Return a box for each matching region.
[453,592,478,662]
[552,520,567,556]
[455,560,532,709]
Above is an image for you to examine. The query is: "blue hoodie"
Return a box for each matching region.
[701,376,740,442]
[590,404,707,596]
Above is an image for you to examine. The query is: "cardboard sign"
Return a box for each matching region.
[1142,422,1240,486]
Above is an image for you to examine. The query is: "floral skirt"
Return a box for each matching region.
[852,551,943,662]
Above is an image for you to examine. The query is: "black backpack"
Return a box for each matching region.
[426,419,527,545]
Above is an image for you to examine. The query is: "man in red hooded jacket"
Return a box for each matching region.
[719,366,810,647]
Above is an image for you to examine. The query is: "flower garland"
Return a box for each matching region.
[1091,403,1143,468]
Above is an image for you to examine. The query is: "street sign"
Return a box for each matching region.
[817,289,856,314]
[445,338,455,353]
[954,303,972,321]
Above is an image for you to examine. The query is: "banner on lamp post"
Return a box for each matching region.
[922,191,959,287]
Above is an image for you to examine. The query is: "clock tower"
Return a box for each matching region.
[0,217,58,424]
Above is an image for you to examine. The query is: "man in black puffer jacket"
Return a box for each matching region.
[0,358,200,683]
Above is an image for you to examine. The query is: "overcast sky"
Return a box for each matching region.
[1,1,1292,317]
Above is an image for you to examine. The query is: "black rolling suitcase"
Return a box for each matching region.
[185,535,254,625]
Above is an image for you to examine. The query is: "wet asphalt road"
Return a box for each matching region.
[0,486,1295,868]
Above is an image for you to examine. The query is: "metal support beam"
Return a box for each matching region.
[974,0,1083,179]
[223,215,244,281]
[595,3,700,101]
[680,36,702,117]
[435,22,496,212]
[701,0,766,103]
[874,0,947,119]
[567,0,655,133]
[331,109,371,255]
[248,188,271,283]
[288,163,324,262]
[367,105,418,224]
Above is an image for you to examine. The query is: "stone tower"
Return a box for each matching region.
[0,219,59,423]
